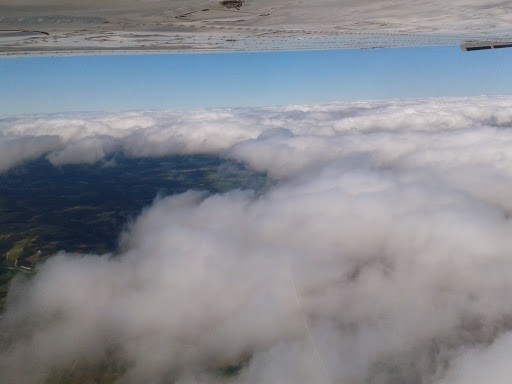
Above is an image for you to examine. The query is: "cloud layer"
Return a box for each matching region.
[2,96,512,383]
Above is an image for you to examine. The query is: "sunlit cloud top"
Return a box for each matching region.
[2,96,512,383]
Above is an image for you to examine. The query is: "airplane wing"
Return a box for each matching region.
[1,0,512,56]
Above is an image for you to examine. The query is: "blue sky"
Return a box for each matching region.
[1,46,512,115]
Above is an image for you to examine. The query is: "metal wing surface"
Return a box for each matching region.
[1,0,511,56]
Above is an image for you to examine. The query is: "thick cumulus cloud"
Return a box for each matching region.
[0,135,62,172]
[2,96,512,383]
[2,96,512,172]
[0,109,261,170]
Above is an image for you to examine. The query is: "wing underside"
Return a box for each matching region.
[1,0,512,56]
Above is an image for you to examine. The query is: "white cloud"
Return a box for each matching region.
[2,96,512,383]
[0,135,61,172]
[2,96,512,176]
[46,135,120,166]
[437,332,512,384]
